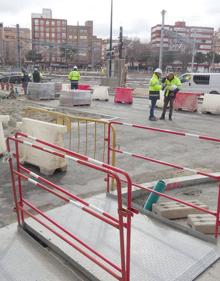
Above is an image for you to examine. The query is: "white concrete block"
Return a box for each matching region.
[187,214,220,234]
[156,90,164,108]
[0,122,6,154]
[133,88,147,97]
[19,118,67,175]
[92,86,109,101]
[0,115,10,126]
[201,94,220,114]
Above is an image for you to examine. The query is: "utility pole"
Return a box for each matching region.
[191,36,196,72]
[109,0,113,77]
[119,26,123,59]
[159,10,166,70]
[16,24,21,69]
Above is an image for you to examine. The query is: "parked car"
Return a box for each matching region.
[179,73,220,95]
[0,73,24,84]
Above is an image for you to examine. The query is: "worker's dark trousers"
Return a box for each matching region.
[149,96,158,118]
[71,81,78,90]
[161,96,175,118]
[22,82,28,95]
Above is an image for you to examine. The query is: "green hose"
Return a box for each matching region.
[144,180,166,211]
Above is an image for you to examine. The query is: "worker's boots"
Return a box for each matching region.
[160,113,165,120]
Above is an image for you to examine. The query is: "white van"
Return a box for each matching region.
[179,73,220,95]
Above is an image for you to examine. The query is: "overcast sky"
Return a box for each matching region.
[0,0,219,41]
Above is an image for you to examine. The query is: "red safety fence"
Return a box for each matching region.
[107,121,220,238]
[114,88,133,104]
[174,92,203,112]
[7,132,137,281]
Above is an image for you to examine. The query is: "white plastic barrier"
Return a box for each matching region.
[133,88,147,97]
[156,91,164,108]
[92,86,109,101]
[0,115,10,126]
[62,83,71,91]
[0,122,6,154]
[201,94,220,114]
[19,118,67,175]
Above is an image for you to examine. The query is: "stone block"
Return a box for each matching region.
[187,214,219,234]
[0,122,6,154]
[19,118,67,175]
[152,200,208,219]
[201,94,220,114]
[60,90,91,106]
[27,82,55,100]
[92,86,109,101]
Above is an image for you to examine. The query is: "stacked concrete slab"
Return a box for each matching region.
[18,118,67,175]
[60,90,91,106]
[152,200,208,219]
[27,82,55,100]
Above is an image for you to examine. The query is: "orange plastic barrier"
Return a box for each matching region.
[174,92,202,112]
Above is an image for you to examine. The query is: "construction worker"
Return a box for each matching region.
[32,67,42,83]
[160,72,181,121]
[148,68,162,121]
[68,66,80,90]
[21,68,31,95]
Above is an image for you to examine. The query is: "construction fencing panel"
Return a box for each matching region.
[7,132,136,281]
[107,121,220,238]
[24,107,116,165]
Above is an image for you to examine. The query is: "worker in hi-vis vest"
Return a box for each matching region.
[160,72,181,121]
[68,66,80,90]
[148,68,162,121]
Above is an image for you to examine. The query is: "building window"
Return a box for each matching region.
[40,20,44,25]
[46,20,50,26]
[46,33,50,38]
[69,35,73,39]
[57,21,61,26]
[62,21,66,26]
[34,19,39,25]
[193,75,210,85]
[40,26,44,32]
[62,33,66,38]
[80,35,87,39]
[34,32,39,38]
[62,27,66,32]
[34,26,39,31]
[51,33,55,38]
[57,27,60,32]
[46,27,50,32]
[51,21,55,26]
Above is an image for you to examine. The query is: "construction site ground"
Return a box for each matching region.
[1,82,220,280]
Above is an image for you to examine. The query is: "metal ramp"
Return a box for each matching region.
[24,193,220,281]
[0,224,87,281]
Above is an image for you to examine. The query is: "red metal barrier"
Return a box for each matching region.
[174,92,203,112]
[114,88,133,104]
[7,132,136,281]
[78,84,91,90]
[107,121,220,238]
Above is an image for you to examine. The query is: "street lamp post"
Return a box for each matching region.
[109,0,113,77]
[159,10,166,70]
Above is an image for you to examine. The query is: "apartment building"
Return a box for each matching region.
[151,21,214,54]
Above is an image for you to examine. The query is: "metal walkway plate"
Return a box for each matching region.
[0,224,86,281]
[25,193,220,281]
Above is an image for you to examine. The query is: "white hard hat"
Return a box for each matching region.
[154,68,162,75]
[73,66,78,70]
